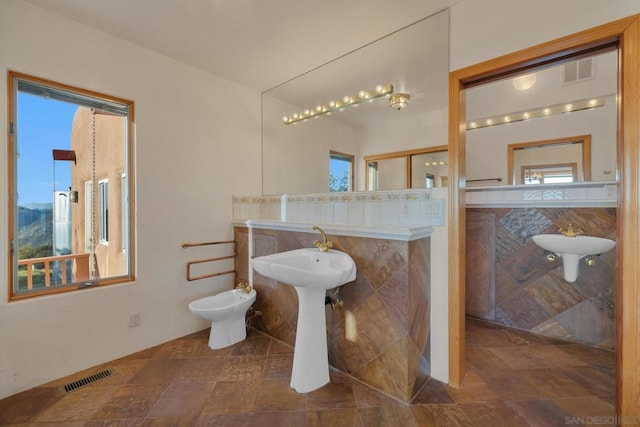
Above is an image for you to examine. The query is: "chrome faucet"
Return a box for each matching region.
[313,226,333,252]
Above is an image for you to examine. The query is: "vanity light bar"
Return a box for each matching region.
[282,84,394,125]
[467,97,605,130]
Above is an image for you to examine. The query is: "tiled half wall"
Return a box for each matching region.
[233,189,446,227]
[234,227,431,402]
[466,207,616,350]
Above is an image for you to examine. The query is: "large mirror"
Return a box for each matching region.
[465,49,617,186]
[262,10,450,195]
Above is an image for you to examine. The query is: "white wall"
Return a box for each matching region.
[450,0,640,71]
[0,0,261,399]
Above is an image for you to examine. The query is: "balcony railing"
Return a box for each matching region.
[18,253,90,290]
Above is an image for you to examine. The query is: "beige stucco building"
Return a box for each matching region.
[70,107,127,279]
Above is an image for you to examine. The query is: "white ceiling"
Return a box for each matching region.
[265,10,449,127]
[23,0,458,92]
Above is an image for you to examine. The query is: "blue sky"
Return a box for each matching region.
[330,158,350,177]
[17,93,78,206]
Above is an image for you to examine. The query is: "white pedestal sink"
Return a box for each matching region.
[250,248,356,393]
[532,234,615,282]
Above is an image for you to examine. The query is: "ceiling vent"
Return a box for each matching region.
[563,58,593,84]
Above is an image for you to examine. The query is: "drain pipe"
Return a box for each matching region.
[325,287,357,342]
[246,306,262,327]
[246,220,254,289]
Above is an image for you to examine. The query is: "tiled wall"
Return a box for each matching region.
[466,207,616,350]
[233,189,446,227]
[234,227,431,402]
[466,181,616,208]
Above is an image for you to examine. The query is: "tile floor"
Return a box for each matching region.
[0,317,616,426]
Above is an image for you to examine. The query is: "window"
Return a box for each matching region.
[84,181,92,252]
[522,163,577,184]
[121,173,128,253]
[329,151,354,192]
[98,179,109,244]
[8,71,135,299]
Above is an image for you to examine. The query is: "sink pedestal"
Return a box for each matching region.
[561,254,580,282]
[290,286,330,393]
[248,246,357,393]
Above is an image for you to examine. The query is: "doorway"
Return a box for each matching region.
[448,15,640,418]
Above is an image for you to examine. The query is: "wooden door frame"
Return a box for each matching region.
[448,15,640,419]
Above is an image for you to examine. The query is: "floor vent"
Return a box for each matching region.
[59,368,114,394]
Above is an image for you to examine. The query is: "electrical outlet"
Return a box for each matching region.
[129,312,141,328]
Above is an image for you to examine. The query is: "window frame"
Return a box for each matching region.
[364,145,448,191]
[329,150,354,192]
[98,178,109,245]
[7,71,136,301]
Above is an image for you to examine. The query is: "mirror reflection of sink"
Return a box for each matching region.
[250,248,356,393]
[250,248,356,289]
[532,234,615,282]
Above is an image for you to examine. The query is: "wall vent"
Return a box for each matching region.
[563,58,593,84]
[58,368,114,394]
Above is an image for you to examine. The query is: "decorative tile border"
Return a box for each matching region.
[233,182,614,227]
[233,189,446,229]
[465,181,616,208]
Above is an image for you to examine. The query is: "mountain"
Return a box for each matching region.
[18,205,53,248]
[22,202,53,211]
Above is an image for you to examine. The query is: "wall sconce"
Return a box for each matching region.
[389,93,410,110]
[282,84,394,125]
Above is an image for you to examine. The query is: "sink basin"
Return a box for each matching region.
[532,234,615,282]
[250,248,357,393]
[532,234,616,256]
[250,248,356,289]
